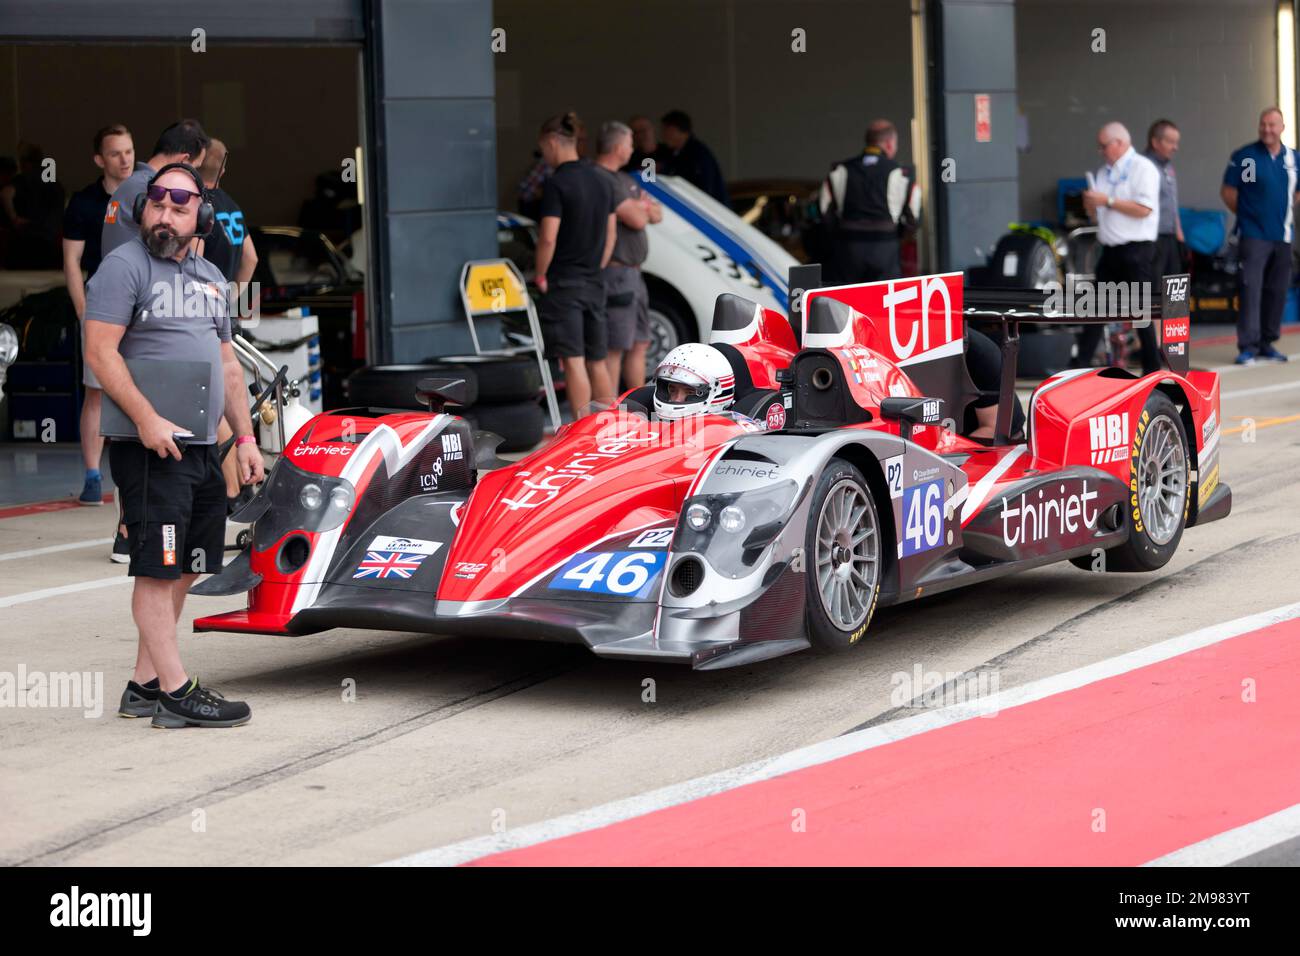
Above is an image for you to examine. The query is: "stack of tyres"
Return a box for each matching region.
[342,354,545,453]
[437,355,545,453]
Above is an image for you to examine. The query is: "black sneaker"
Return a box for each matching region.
[118,679,159,718]
[110,529,131,564]
[151,679,252,729]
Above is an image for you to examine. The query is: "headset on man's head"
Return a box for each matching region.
[132,162,215,237]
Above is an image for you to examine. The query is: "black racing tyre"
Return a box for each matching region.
[463,398,546,453]
[343,364,479,409]
[645,286,693,377]
[1071,391,1189,573]
[426,354,543,403]
[803,459,884,651]
[988,232,1058,288]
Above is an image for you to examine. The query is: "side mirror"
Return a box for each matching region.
[878,396,944,442]
[415,377,469,413]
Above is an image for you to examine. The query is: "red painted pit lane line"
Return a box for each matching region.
[473,617,1300,866]
[0,495,114,520]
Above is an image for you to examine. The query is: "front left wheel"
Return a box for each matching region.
[803,460,883,650]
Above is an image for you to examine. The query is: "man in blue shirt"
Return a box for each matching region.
[1221,107,1298,365]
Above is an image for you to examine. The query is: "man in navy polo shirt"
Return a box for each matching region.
[1221,107,1298,365]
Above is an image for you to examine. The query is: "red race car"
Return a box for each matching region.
[194,271,1228,669]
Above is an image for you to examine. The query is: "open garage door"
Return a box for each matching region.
[0,14,366,415]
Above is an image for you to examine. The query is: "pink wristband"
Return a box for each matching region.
[235,435,257,446]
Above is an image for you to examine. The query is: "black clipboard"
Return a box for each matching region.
[100,358,212,441]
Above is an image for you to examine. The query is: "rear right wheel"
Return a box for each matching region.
[1071,391,1189,572]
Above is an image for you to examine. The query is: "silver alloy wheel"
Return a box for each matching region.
[814,479,881,631]
[645,307,681,377]
[1137,414,1187,546]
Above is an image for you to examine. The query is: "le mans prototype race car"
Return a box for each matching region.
[194,271,1230,669]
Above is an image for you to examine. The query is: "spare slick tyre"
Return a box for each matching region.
[464,398,546,453]
[343,364,478,410]
[426,354,542,404]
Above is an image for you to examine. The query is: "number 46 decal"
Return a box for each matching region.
[549,551,666,597]
[901,479,945,557]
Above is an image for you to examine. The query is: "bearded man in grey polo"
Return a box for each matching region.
[85,163,264,729]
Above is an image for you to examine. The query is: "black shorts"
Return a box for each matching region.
[538,279,608,360]
[108,440,227,579]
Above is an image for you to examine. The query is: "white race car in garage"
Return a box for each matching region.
[498,174,799,371]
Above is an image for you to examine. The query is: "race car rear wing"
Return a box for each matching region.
[963,273,1191,444]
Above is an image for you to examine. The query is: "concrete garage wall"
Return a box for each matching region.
[1016,0,1278,221]
[0,44,360,228]
[933,0,1019,270]
[492,0,915,210]
[363,0,499,363]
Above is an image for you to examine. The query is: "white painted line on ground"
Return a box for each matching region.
[0,538,113,562]
[1144,802,1300,866]
[1212,354,1300,374]
[1222,380,1300,400]
[381,601,1300,867]
[0,551,239,606]
[0,574,130,608]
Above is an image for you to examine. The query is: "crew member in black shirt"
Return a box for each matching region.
[533,112,618,419]
[63,123,137,508]
[197,139,259,293]
[198,139,262,507]
[820,119,921,283]
[626,115,672,182]
[659,110,729,205]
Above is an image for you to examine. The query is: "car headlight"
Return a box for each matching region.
[677,478,802,579]
[719,505,746,534]
[0,323,17,370]
[329,485,352,512]
[251,457,357,551]
[686,503,712,530]
[299,483,323,510]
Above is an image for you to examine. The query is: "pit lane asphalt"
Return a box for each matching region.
[2,336,1298,866]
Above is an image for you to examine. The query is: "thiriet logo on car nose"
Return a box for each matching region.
[291,443,352,457]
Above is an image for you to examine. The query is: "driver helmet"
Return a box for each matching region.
[652,343,736,420]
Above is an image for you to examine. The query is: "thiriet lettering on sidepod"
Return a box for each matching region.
[1001,481,1099,547]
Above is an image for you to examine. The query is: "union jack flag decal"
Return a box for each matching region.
[353,550,427,580]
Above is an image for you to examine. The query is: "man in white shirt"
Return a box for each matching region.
[1078,122,1162,374]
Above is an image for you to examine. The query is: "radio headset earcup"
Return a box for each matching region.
[132,190,147,224]
[196,199,215,237]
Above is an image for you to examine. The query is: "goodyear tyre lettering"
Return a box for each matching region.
[1129,409,1149,533]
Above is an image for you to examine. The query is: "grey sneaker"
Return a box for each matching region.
[118,680,159,718]
[151,679,252,729]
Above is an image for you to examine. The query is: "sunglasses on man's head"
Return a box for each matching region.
[146,184,200,205]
